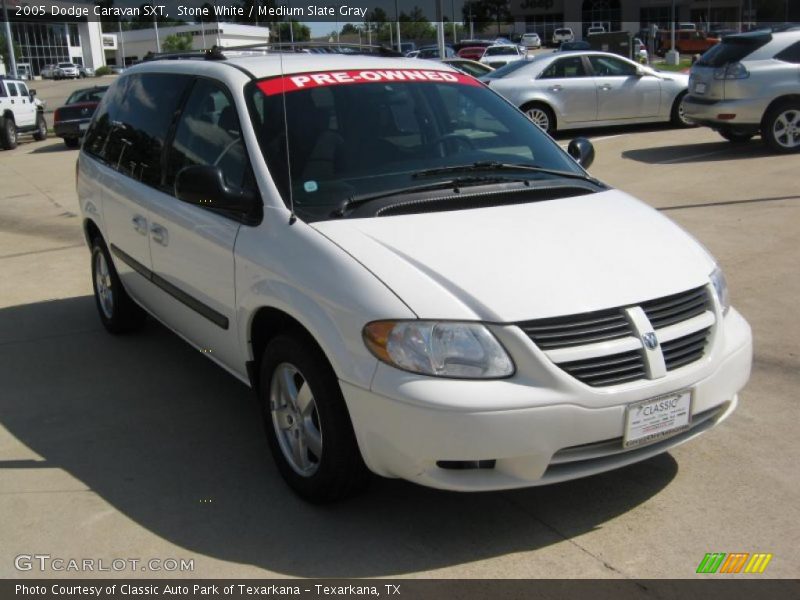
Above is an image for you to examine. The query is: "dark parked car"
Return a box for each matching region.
[53,86,108,148]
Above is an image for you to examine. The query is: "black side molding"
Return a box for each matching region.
[110,244,229,330]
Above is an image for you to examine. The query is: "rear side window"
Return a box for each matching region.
[84,73,191,188]
[7,83,18,97]
[775,41,800,64]
[696,33,771,67]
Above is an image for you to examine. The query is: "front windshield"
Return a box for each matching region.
[247,68,581,222]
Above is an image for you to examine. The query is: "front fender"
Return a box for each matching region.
[235,211,416,389]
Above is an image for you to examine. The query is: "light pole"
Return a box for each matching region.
[395,0,401,53]
[2,0,18,78]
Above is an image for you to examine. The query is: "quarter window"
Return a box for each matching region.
[165,79,250,194]
[776,41,800,64]
[540,57,588,79]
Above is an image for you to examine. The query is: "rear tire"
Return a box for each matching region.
[90,238,146,334]
[718,129,754,143]
[521,102,556,135]
[260,333,370,503]
[762,100,800,154]
[32,113,48,141]
[1,117,18,150]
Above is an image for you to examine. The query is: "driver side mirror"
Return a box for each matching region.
[175,165,259,216]
[567,137,595,170]
[28,89,36,97]
[634,66,646,77]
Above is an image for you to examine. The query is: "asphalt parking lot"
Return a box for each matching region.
[1,99,798,577]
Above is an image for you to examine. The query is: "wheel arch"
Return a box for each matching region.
[519,99,558,131]
[246,305,353,393]
[83,217,103,247]
[761,94,800,127]
[2,110,14,122]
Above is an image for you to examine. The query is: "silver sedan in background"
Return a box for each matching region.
[482,51,692,134]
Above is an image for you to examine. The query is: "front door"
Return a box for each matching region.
[536,55,597,124]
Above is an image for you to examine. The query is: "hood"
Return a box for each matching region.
[312,190,715,322]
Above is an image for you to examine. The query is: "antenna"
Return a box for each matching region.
[277,18,296,224]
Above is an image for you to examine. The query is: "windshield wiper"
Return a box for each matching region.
[412,161,600,184]
[330,175,528,218]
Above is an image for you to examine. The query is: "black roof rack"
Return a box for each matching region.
[140,41,401,63]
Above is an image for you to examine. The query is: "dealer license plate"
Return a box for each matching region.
[623,390,692,449]
[694,82,707,94]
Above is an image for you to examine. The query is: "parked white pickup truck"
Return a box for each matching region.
[0,77,48,150]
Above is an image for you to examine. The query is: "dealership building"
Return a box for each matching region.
[2,0,269,77]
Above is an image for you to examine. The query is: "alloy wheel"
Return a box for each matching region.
[526,107,550,132]
[270,363,323,477]
[94,251,114,319]
[772,109,800,150]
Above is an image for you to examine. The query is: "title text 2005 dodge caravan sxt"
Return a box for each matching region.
[77,50,752,502]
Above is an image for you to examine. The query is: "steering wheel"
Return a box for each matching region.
[430,133,476,157]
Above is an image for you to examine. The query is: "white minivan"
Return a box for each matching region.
[78,48,752,502]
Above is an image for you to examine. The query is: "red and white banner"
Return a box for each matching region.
[257,69,482,96]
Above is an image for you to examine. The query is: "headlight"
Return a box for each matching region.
[363,321,515,379]
[710,266,730,315]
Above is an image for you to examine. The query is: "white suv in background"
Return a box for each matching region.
[684,27,800,152]
[78,49,752,502]
[0,77,48,150]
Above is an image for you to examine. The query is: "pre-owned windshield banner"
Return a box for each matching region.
[257,69,483,96]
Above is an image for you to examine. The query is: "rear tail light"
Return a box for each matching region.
[713,62,749,80]
[53,108,61,123]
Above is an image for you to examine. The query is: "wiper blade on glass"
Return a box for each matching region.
[330,175,528,218]
[412,161,599,184]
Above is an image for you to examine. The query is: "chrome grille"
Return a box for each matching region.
[641,286,709,329]
[559,349,646,387]
[517,308,632,350]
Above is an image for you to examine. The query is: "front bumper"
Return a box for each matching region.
[343,308,752,491]
[683,95,767,128]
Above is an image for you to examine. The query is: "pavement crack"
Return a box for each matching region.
[0,244,85,260]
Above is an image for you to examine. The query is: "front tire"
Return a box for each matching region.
[91,238,146,334]
[1,117,18,150]
[762,101,800,153]
[522,102,556,135]
[32,113,48,141]
[671,92,694,128]
[260,333,369,503]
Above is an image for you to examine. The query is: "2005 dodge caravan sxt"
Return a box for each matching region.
[77,48,752,502]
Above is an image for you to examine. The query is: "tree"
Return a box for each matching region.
[462,0,512,35]
[162,34,194,52]
[0,34,22,71]
[274,21,311,42]
[398,6,437,42]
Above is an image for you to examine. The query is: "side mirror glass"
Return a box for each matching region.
[567,137,595,170]
[29,89,36,97]
[175,165,258,215]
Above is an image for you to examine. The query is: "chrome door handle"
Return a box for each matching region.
[599,84,613,91]
[150,223,168,246]
[548,85,563,92]
[132,215,148,236]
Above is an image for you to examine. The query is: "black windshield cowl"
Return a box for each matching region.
[331,175,531,218]
[411,161,602,186]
